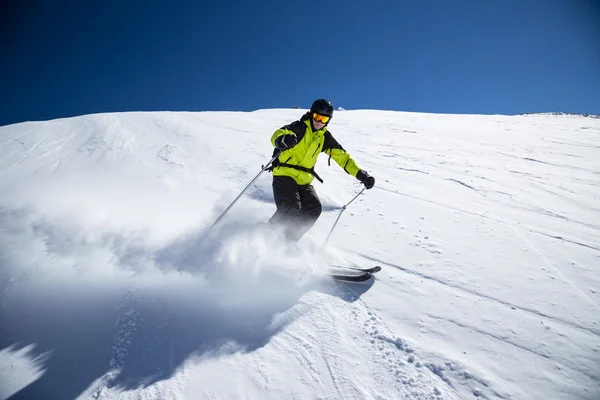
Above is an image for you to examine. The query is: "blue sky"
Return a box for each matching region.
[1,0,599,126]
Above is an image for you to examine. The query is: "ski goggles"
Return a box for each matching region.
[312,113,330,123]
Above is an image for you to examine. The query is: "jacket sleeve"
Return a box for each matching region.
[322,131,362,177]
[271,120,306,147]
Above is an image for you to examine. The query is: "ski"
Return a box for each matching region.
[325,266,381,282]
[329,265,382,274]
[326,271,373,282]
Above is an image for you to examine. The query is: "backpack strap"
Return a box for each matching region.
[275,162,324,183]
[266,152,324,183]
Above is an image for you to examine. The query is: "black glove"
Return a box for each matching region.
[356,170,375,189]
[275,134,298,150]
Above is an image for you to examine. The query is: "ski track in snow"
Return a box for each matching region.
[1,111,599,399]
[360,251,599,337]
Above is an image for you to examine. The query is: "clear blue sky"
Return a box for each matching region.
[2,0,599,126]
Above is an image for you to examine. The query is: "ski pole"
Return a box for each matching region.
[208,152,280,231]
[322,186,366,249]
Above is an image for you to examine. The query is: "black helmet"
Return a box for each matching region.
[310,99,334,117]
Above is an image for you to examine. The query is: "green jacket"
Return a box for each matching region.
[270,113,361,185]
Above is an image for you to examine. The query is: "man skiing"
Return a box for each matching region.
[268,99,375,242]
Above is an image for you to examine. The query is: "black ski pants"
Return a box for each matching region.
[269,175,323,242]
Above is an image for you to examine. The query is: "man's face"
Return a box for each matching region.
[312,113,330,130]
[313,118,326,130]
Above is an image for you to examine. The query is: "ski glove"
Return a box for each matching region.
[356,170,375,189]
[275,134,298,150]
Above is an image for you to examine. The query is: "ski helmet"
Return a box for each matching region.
[310,99,334,117]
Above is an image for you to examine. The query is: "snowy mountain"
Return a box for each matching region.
[1,109,599,400]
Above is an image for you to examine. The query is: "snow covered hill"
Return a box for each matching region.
[0,109,599,400]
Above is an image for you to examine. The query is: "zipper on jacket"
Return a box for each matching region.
[311,137,323,157]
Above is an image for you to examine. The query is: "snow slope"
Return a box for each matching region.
[0,109,599,400]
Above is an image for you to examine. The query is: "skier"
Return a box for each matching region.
[268,99,375,243]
